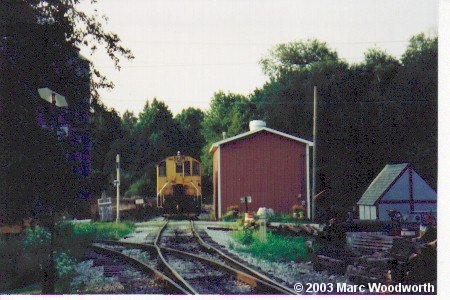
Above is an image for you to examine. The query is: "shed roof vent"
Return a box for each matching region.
[249,120,266,132]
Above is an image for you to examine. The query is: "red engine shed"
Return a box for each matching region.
[210,121,313,220]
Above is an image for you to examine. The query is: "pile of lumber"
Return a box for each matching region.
[346,232,395,254]
[346,251,398,284]
[268,223,321,236]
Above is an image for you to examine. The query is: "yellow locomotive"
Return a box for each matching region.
[156,151,202,215]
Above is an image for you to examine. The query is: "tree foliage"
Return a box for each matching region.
[260,39,339,78]
[89,99,206,198]
[25,0,134,103]
[251,36,437,221]
[175,107,205,159]
[0,0,132,223]
[87,34,436,215]
[200,91,257,177]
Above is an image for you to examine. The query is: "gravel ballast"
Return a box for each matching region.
[120,217,166,243]
[199,223,350,294]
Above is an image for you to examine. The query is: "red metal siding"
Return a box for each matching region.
[218,131,307,215]
[212,150,219,219]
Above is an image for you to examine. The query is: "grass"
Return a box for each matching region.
[232,229,319,262]
[72,221,135,240]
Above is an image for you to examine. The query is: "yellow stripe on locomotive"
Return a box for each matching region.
[156,151,202,214]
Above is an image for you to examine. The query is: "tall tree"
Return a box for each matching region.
[175,107,205,159]
[127,99,182,197]
[1,0,133,293]
[243,35,436,221]
[24,0,134,103]
[201,91,256,181]
[260,39,339,78]
[89,104,123,195]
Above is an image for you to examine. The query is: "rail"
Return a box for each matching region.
[190,221,297,295]
[153,219,198,294]
[96,239,290,294]
[96,219,292,294]
[90,243,189,294]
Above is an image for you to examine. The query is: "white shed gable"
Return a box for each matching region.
[382,171,409,201]
[381,168,436,202]
[412,171,437,200]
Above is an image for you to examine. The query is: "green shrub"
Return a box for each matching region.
[23,227,51,249]
[55,252,76,279]
[55,251,77,293]
[232,228,254,245]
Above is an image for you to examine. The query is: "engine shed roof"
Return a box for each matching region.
[209,127,313,153]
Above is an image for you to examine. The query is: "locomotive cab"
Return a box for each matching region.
[156,152,202,216]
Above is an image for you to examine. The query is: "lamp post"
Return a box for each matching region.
[37,88,68,294]
[115,154,120,223]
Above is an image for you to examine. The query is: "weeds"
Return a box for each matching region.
[71,260,123,293]
[72,221,134,241]
[232,229,318,262]
[267,213,295,223]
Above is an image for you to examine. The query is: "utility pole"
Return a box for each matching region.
[116,154,121,223]
[312,86,318,221]
[37,88,68,294]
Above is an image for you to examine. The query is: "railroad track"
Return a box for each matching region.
[85,245,188,294]
[95,219,294,294]
[190,221,297,295]
[156,219,294,294]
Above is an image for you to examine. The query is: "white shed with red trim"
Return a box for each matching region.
[357,163,437,222]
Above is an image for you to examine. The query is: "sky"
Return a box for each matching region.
[78,0,438,116]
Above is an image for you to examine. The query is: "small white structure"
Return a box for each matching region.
[98,191,113,221]
[357,163,437,222]
[249,120,266,132]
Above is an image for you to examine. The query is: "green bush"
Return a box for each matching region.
[55,251,77,293]
[23,227,51,249]
[233,228,254,245]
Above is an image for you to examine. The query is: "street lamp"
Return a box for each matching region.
[37,87,68,294]
[38,88,68,108]
[115,154,121,223]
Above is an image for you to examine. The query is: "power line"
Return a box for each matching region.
[99,98,431,105]
[259,99,432,105]
[94,56,368,69]
[124,40,409,46]
[101,98,208,104]
[95,62,259,68]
